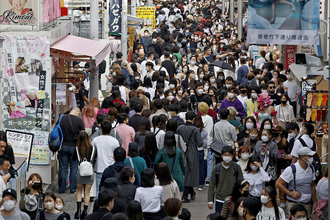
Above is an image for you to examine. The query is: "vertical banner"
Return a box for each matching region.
[1,35,51,165]
[109,0,122,34]
[247,0,320,45]
[286,45,296,69]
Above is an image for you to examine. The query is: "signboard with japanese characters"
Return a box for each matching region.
[1,35,51,165]
[136,7,156,33]
[0,0,38,25]
[286,45,295,69]
[109,0,122,34]
[247,0,320,45]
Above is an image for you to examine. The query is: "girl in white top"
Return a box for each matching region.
[243,155,270,197]
[257,186,286,220]
[275,94,295,127]
[134,168,164,220]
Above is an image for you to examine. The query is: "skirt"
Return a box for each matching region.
[76,171,95,185]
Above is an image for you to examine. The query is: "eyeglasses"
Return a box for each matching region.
[269,86,275,89]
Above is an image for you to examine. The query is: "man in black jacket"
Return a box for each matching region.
[128,102,144,132]
[86,189,114,220]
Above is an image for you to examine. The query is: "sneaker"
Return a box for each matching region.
[279,202,286,209]
[205,181,209,187]
[181,198,190,203]
[198,187,203,191]
[190,192,196,200]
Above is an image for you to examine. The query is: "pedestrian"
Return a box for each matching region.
[155,162,181,200]
[86,189,114,220]
[124,142,147,182]
[119,167,138,204]
[125,200,143,220]
[139,133,158,169]
[1,189,30,220]
[114,113,135,155]
[134,118,152,149]
[35,192,62,220]
[164,198,182,220]
[81,97,100,136]
[54,197,70,220]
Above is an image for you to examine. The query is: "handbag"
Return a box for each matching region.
[76,146,95,177]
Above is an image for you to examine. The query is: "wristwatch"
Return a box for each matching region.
[290,191,293,196]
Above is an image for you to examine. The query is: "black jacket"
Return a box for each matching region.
[120,181,138,204]
[86,208,113,220]
[93,197,127,215]
[129,114,143,132]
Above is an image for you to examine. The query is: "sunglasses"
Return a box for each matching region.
[269,86,275,89]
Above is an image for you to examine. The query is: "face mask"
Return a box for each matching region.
[135,77,140,80]
[232,37,236,40]
[295,218,307,220]
[238,207,244,216]
[261,135,269,142]
[251,93,258,99]
[197,89,204,95]
[204,85,209,91]
[300,128,305,134]
[260,195,270,204]
[264,125,271,130]
[3,200,16,211]
[273,75,278,78]
[250,165,258,171]
[273,131,280,137]
[226,84,232,88]
[152,39,157,43]
[220,44,224,48]
[242,190,249,197]
[55,205,63,211]
[200,74,204,78]
[262,90,268,94]
[183,58,187,62]
[223,156,232,164]
[241,153,250,160]
[287,75,292,79]
[45,201,55,210]
[183,68,188,73]
[144,33,148,37]
[305,157,313,165]
[203,39,206,42]
[256,74,261,78]
[220,76,224,80]
[250,135,257,140]
[228,93,235,99]
[173,59,177,62]
[190,61,196,65]
[170,84,175,89]
[112,72,117,76]
[32,182,42,190]
[213,41,217,44]
[178,91,183,96]
[281,101,287,105]
[277,93,282,96]
[240,90,247,94]
[210,78,216,83]
[246,122,254,130]
[288,132,296,139]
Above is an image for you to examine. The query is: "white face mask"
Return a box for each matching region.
[250,164,258,171]
[173,59,177,62]
[220,76,224,80]
[204,85,209,91]
[203,39,206,42]
[135,77,140,80]
[210,78,216,83]
[256,74,261,78]
[295,218,307,220]
[197,89,204,95]
[45,201,55,210]
[261,135,269,142]
[238,207,244,217]
[264,125,271,130]
[144,33,148,37]
[112,72,117,76]
[190,61,196,65]
[305,157,313,165]
[223,156,232,164]
[182,58,187,62]
[200,74,204,78]
[288,132,296,139]
[262,90,268,94]
[170,84,175,89]
[241,153,250,160]
[287,75,292,79]
[228,93,235,99]
[3,200,15,211]
[260,195,270,204]
[246,122,254,130]
[152,39,157,43]
[55,205,63,211]
[300,128,305,134]
[183,68,188,73]
[277,93,282,96]
[226,84,232,88]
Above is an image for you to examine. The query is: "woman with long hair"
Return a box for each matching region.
[74,131,96,219]
[224,56,237,80]
[221,179,250,219]
[154,132,185,192]
[81,97,100,135]
[134,168,163,220]
[126,200,144,220]
[229,197,246,220]
[134,118,152,148]
[108,107,119,129]
[256,186,285,220]
[155,162,181,200]
[139,133,158,169]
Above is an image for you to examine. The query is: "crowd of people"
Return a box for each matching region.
[0,0,327,220]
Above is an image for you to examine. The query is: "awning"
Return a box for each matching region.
[289,63,324,82]
[50,35,110,66]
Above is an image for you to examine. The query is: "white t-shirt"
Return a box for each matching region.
[256,205,286,220]
[237,95,248,106]
[291,134,314,158]
[0,177,7,198]
[280,162,315,203]
[92,135,120,172]
[283,80,301,102]
[134,186,164,213]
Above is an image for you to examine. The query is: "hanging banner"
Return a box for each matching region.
[0,0,37,25]
[286,45,296,69]
[109,0,122,34]
[247,0,320,45]
[1,35,51,165]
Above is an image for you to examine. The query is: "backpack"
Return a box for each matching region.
[215,162,239,186]
[76,146,95,177]
[110,167,121,183]
[48,114,64,153]
[289,163,314,190]
[298,137,322,183]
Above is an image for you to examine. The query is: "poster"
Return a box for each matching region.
[136,7,156,34]
[1,35,51,165]
[56,84,66,105]
[109,0,122,34]
[29,131,50,165]
[0,0,37,25]
[247,0,320,45]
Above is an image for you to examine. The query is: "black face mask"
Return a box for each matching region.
[242,190,249,197]
[268,90,275,94]
[240,90,247,94]
[247,75,254,81]
[281,101,287,105]
[32,182,42,190]
[273,132,280,137]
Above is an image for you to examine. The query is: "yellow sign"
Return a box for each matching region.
[136,7,156,30]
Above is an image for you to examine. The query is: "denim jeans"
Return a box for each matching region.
[58,145,78,193]
[215,201,224,213]
[206,149,214,182]
[198,150,205,187]
[95,172,103,198]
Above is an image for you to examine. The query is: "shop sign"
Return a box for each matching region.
[0,0,37,25]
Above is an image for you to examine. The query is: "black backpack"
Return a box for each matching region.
[110,167,121,183]
[298,137,322,183]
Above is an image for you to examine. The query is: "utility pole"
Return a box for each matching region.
[237,0,242,39]
[89,0,99,100]
[147,0,152,7]
[230,0,234,23]
[131,0,136,16]
[121,0,128,60]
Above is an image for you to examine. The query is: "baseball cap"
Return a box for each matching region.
[298,147,316,156]
[102,178,121,193]
[2,188,17,200]
[129,142,139,152]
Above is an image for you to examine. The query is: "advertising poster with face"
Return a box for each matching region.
[0,0,37,25]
